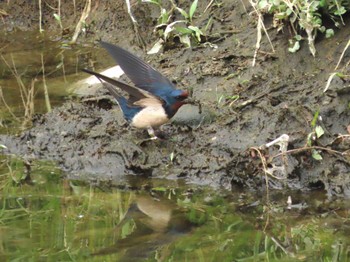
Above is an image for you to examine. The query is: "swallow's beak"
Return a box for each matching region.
[185,96,197,104]
[184,98,202,113]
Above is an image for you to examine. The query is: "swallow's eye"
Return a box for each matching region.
[174,90,188,100]
[176,95,186,100]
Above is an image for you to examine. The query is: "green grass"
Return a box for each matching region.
[256,0,350,56]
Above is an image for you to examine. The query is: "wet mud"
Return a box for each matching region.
[1,0,349,195]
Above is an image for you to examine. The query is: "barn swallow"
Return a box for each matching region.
[82,41,189,139]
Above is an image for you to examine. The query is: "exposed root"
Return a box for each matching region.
[70,0,91,44]
[248,0,275,66]
[125,0,146,50]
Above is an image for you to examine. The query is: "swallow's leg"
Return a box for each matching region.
[136,127,160,145]
[147,127,159,140]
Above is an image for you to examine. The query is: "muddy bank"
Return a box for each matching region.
[1,0,350,195]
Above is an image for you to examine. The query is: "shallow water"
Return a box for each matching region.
[1,32,350,261]
[0,30,110,134]
[1,155,350,261]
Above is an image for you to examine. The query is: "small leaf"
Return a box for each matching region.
[227,95,239,100]
[176,7,188,19]
[307,133,313,146]
[179,34,191,47]
[295,34,302,41]
[188,25,203,42]
[217,94,225,105]
[319,0,326,7]
[152,187,167,192]
[315,126,324,138]
[159,8,170,24]
[142,0,160,6]
[258,0,268,9]
[163,20,186,40]
[335,72,345,78]
[169,152,175,162]
[228,95,240,107]
[53,13,61,22]
[0,144,7,149]
[288,41,300,53]
[275,12,287,19]
[147,39,164,54]
[325,29,334,38]
[334,6,346,16]
[312,150,323,161]
[0,9,9,16]
[175,26,193,34]
[155,23,167,29]
[311,111,319,128]
[56,62,64,69]
[164,25,174,40]
[204,16,213,33]
[189,0,198,22]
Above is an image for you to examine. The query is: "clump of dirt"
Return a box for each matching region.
[1,0,349,196]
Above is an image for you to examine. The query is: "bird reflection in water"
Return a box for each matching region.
[92,193,193,261]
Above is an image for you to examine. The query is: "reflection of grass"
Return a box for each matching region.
[0,53,52,131]
[0,156,137,261]
[1,159,350,261]
[155,191,350,261]
[0,86,19,123]
[1,55,37,129]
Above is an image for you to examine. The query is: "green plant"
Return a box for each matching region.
[0,55,37,129]
[306,111,325,160]
[169,151,175,163]
[53,13,63,30]
[0,156,31,187]
[256,0,350,56]
[217,94,240,107]
[143,0,205,53]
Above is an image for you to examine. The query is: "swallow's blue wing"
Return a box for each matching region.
[82,68,147,101]
[100,41,176,96]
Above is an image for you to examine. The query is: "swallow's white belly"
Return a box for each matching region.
[131,106,169,128]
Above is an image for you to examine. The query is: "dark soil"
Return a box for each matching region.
[1,0,350,196]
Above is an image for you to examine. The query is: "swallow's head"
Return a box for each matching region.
[164,89,189,117]
[172,89,189,101]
